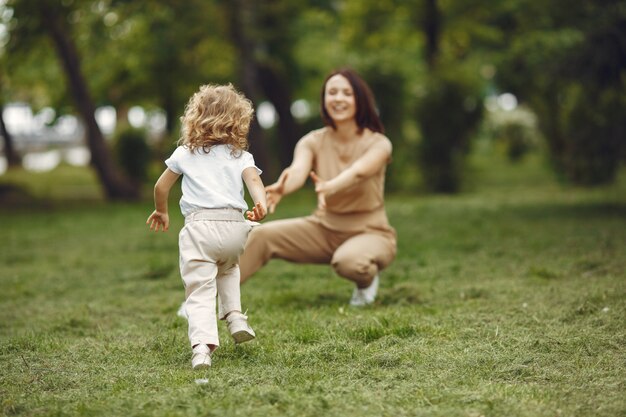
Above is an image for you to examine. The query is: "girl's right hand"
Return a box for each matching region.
[146,210,170,232]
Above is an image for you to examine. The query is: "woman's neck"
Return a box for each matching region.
[332,120,360,142]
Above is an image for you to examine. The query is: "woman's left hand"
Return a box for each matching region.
[309,171,327,210]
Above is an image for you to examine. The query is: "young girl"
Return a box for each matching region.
[146,84,267,369]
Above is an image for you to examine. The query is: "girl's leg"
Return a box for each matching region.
[181,258,220,348]
[239,217,340,282]
[215,220,252,318]
[216,262,256,343]
[215,220,257,343]
[216,263,242,320]
[179,224,220,348]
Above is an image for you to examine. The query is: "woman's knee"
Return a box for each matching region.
[331,254,377,285]
[245,225,270,251]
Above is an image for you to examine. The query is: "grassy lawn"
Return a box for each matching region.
[1,152,625,417]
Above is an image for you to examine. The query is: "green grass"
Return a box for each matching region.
[1,153,625,417]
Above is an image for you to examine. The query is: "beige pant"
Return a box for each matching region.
[179,209,251,348]
[240,216,397,287]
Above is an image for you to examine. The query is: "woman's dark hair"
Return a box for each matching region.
[320,68,385,134]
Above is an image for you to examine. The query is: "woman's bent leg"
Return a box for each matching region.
[331,232,397,288]
[240,217,336,282]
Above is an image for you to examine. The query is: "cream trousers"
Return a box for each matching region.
[179,209,251,348]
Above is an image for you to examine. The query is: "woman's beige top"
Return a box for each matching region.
[299,127,395,234]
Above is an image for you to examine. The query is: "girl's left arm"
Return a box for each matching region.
[311,138,392,197]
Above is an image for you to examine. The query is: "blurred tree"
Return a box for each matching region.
[7,0,138,199]
[0,104,20,167]
[496,0,626,185]
[414,0,486,192]
[113,126,150,186]
[423,0,440,69]
[0,73,21,167]
[1,0,65,169]
[223,0,270,174]
[255,1,303,169]
[416,69,483,192]
[84,1,236,139]
[3,0,621,195]
[222,0,308,172]
[334,0,423,190]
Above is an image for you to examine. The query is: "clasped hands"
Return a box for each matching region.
[264,169,329,213]
[308,171,328,210]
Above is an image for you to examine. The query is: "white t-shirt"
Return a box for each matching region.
[165,144,261,217]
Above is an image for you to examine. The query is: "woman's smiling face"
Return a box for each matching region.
[324,74,356,124]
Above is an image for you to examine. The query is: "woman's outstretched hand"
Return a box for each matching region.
[309,171,327,210]
[246,202,267,221]
[265,170,289,214]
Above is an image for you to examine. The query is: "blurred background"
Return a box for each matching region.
[0,0,624,200]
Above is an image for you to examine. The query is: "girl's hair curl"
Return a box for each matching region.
[179,83,254,154]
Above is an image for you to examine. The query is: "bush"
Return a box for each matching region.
[415,71,483,193]
[113,127,151,183]
[485,105,541,162]
[556,88,624,185]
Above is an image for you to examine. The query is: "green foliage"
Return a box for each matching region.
[3,0,70,109]
[362,68,416,191]
[496,0,626,185]
[555,88,625,185]
[416,70,483,192]
[113,126,151,183]
[3,0,624,193]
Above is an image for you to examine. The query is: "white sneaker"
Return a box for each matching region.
[350,274,379,306]
[227,312,256,344]
[177,301,188,319]
[191,344,212,369]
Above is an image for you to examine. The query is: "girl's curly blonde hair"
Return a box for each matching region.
[179,83,254,153]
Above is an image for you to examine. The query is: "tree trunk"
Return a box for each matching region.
[258,64,300,170]
[0,103,21,167]
[226,0,272,177]
[424,0,440,70]
[163,92,177,138]
[39,3,139,200]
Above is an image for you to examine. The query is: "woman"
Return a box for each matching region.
[239,68,397,306]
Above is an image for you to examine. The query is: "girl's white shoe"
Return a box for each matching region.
[191,344,212,369]
[226,312,256,344]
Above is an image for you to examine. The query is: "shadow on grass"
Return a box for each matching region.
[378,282,424,306]
[0,182,107,212]
[267,282,425,310]
[509,201,626,221]
[0,184,45,207]
[270,290,346,309]
[218,342,262,362]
